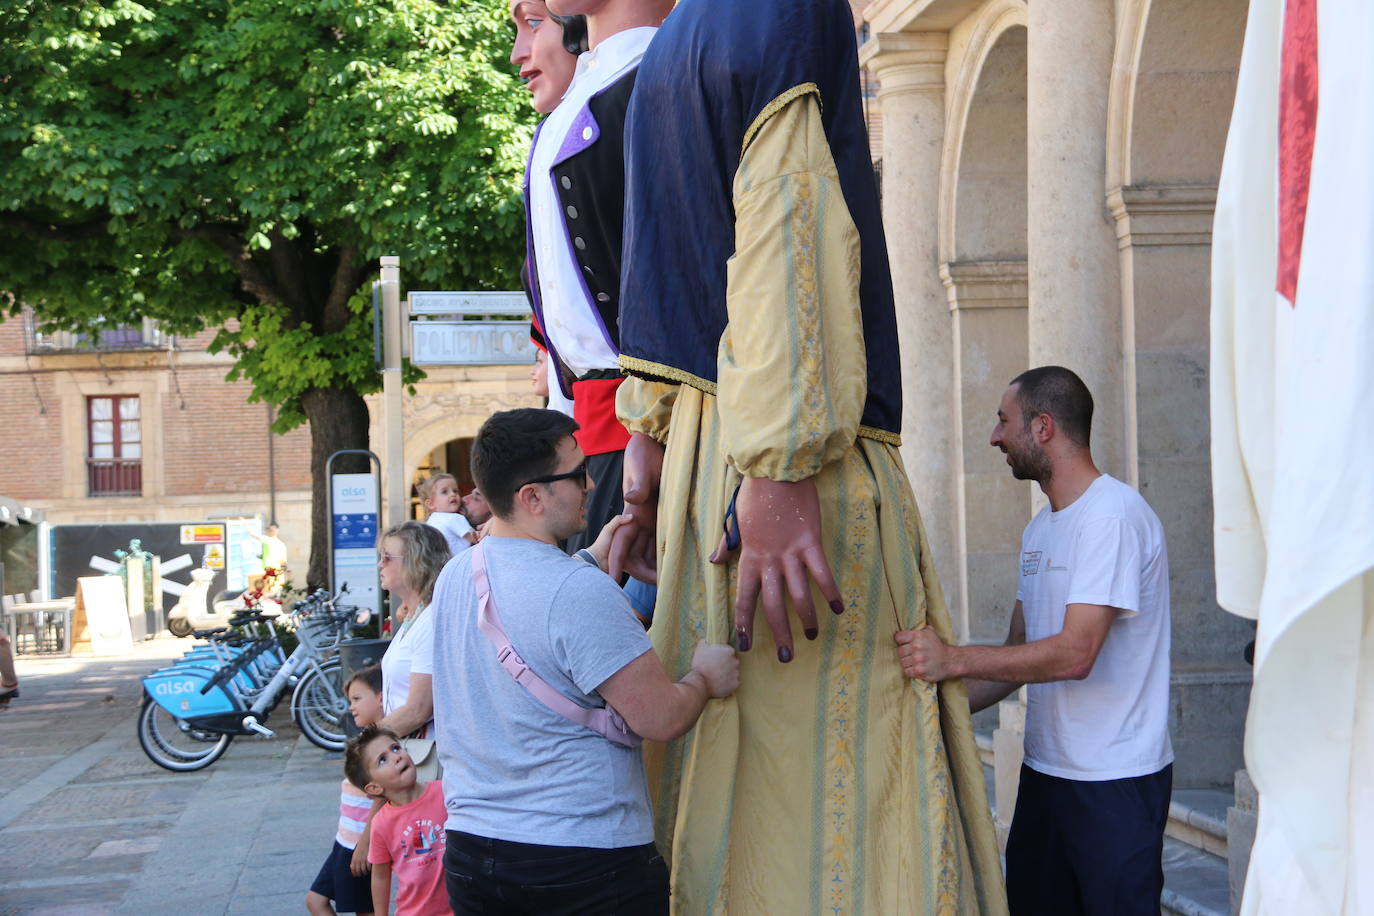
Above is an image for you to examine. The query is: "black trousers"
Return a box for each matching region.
[1005,763,1172,916]
[444,830,668,915]
[564,449,624,554]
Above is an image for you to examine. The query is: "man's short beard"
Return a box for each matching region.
[1009,443,1052,483]
[554,518,587,543]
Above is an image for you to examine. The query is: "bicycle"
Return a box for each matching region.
[137,588,363,771]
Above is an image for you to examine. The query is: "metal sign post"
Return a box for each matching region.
[326,450,383,622]
[379,258,408,530]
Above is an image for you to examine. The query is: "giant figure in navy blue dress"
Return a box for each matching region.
[609,0,1008,912]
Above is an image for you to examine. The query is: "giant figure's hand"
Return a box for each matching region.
[608,433,663,584]
[712,476,844,662]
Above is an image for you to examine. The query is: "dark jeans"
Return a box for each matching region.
[1005,763,1173,916]
[444,830,669,915]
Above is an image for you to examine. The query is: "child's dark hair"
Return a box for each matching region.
[344,664,382,697]
[344,724,401,792]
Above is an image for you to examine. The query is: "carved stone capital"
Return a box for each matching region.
[940,259,1029,311]
[860,32,949,97]
[1107,184,1218,249]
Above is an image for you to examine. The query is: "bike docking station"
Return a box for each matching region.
[136,587,363,770]
[133,454,381,771]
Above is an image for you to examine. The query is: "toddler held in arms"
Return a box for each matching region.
[418,474,476,556]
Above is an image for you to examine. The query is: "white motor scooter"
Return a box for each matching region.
[166,567,219,637]
[166,568,282,637]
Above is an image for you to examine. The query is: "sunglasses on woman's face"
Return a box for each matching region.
[520,460,589,490]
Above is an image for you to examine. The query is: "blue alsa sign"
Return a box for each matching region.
[330,473,380,614]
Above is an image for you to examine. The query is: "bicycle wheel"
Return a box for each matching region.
[137,697,232,772]
[293,659,348,751]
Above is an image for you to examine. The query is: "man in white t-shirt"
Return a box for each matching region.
[896,365,1173,915]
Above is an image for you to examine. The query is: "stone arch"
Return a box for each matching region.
[950,28,1026,263]
[937,3,1030,647]
[400,386,541,514]
[405,413,485,501]
[1108,0,1249,190]
[937,0,1027,266]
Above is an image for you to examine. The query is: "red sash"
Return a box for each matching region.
[571,377,631,456]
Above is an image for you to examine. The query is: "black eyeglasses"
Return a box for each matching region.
[520,461,589,490]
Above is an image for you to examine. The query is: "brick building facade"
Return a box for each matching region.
[0,303,543,594]
[0,311,313,561]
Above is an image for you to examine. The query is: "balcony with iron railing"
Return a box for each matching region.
[23,309,166,354]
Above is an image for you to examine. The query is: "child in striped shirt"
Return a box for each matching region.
[307,665,385,916]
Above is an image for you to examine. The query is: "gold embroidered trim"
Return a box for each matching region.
[858,425,901,446]
[741,83,821,157]
[619,354,718,394]
[620,356,902,446]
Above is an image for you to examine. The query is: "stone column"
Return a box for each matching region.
[859,32,963,627]
[1025,0,1125,476]
[1110,184,1253,789]
[942,261,1029,646]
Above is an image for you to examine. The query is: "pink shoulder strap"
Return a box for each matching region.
[470,542,641,748]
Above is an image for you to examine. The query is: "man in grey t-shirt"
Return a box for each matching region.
[416,408,738,915]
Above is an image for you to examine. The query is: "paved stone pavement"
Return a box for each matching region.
[0,637,349,916]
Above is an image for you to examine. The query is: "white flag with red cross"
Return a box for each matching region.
[1211,0,1374,912]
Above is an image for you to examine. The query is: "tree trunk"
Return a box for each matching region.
[300,386,372,590]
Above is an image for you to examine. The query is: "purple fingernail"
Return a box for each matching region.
[736,629,751,652]
[778,646,793,663]
[804,626,818,641]
[830,600,845,615]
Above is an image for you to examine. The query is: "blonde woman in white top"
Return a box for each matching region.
[375,521,450,739]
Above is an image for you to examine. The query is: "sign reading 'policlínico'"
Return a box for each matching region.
[411,321,536,366]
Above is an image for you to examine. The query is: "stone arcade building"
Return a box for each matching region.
[859,0,1252,906]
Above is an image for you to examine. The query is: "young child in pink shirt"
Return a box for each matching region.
[346,725,448,916]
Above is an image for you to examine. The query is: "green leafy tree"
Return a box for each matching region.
[0,0,533,587]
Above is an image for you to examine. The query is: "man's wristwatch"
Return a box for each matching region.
[574,548,602,570]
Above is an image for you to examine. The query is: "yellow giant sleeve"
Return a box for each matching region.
[616,376,678,445]
[717,91,867,482]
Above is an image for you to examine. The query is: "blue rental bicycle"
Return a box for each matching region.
[137,589,362,771]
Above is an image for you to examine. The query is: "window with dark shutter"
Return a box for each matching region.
[87,396,142,497]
